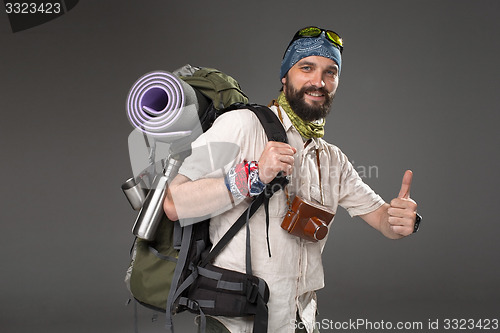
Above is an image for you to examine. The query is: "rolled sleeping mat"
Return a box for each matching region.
[126,71,209,142]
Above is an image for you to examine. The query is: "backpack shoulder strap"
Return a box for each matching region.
[221,103,288,144]
[199,103,289,268]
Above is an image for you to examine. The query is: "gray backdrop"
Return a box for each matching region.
[1,1,499,332]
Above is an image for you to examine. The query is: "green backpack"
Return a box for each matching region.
[124,66,288,332]
[180,67,249,110]
[126,214,178,310]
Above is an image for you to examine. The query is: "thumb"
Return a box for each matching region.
[397,170,413,199]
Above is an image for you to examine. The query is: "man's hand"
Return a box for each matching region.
[257,141,297,184]
[387,170,419,237]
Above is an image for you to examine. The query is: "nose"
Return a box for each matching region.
[309,71,325,88]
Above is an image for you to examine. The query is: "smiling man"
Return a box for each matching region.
[164,26,420,333]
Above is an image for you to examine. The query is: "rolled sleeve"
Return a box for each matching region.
[335,149,385,217]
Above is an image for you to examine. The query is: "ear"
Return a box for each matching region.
[281,78,287,94]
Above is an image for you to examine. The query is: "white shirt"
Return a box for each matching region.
[178,105,385,333]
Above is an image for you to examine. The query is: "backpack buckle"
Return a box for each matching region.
[186,299,200,311]
[246,281,259,303]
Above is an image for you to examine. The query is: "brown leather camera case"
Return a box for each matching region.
[281,195,335,242]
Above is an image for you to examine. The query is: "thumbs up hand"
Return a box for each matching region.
[387,170,419,236]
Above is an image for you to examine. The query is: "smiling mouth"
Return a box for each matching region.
[304,90,326,101]
[306,91,324,97]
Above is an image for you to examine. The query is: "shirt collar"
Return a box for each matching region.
[270,104,322,150]
[270,104,293,132]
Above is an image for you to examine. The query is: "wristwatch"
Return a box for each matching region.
[413,213,422,234]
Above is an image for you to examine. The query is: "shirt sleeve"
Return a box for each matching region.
[178,109,265,181]
[335,149,385,217]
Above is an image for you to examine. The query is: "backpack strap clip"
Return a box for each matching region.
[246,280,260,303]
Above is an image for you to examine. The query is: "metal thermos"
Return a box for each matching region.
[121,177,148,211]
[131,156,183,240]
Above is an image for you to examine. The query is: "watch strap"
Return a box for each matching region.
[413,213,422,233]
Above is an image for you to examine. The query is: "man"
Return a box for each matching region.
[164,26,420,333]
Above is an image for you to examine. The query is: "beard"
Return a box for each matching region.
[284,80,335,122]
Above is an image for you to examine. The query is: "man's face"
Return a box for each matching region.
[282,56,339,122]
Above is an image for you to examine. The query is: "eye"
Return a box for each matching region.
[300,66,312,72]
[326,69,338,77]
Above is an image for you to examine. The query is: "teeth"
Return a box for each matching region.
[307,92,323,97]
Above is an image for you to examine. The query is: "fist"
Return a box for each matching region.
[387,170,419,236]
[258,141,297,184]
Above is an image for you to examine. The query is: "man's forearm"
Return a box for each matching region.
[164,174,237,220]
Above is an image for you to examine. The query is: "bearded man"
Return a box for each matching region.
[164,26,420,333]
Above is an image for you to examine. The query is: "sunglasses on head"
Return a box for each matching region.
[286,26,343,54]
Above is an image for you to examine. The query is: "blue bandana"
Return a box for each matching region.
[280,31,342,79]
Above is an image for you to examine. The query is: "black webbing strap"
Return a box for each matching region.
[264,197,271,257]
[148,246,178,262]
[222,103,288,144]
[197,266,245,292]
[254,294,269,333]
[245,200,253,276]
[199,191,264,268]
[165,224,194,332]
[199,174,287,268]
[246,104,286,259]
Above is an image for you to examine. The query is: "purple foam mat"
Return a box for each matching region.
[126,71,186,136]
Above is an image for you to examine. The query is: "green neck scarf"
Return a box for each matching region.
[277,92,325,139]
